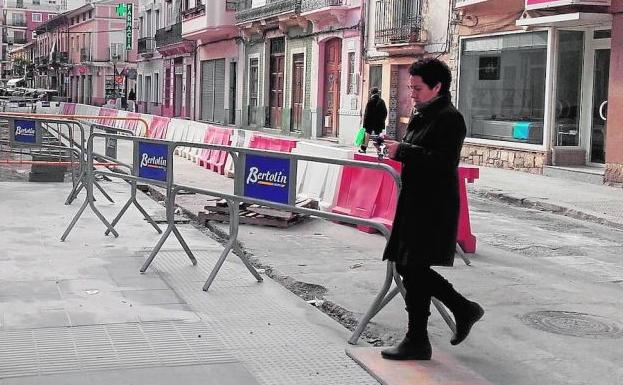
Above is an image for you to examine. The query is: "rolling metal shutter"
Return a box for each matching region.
[200,60,215,122]
[200,58,226,123]
[213,59,226,124]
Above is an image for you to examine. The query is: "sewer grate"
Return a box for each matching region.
[520,311,623,339]
[0,320,236,378]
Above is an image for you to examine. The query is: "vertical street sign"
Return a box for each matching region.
[126,3,133,50]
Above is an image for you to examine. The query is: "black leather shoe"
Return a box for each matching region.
[381,336,432,360]
[451,301,484,346]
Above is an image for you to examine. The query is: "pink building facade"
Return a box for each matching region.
[33,0,138,105]
[2,0,59,84]
[182,0,238,124]
[137,0,194,118]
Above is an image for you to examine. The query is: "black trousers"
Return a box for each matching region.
[396,264,467,339]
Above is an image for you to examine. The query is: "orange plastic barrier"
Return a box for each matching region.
[97,108,118,127]
[147,116,170,139]
[332,153,479,253]
[249,134,297,153]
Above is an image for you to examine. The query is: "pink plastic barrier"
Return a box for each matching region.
[197,126,216,166]
[332,153,479,253]
[198,126,232,174]
[147,116,170,139]
[249,134,297,153]
[61,103,76,115]
[97,108,118,127]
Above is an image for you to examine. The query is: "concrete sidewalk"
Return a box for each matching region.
[0,180,377,385]
[469,165,623,230]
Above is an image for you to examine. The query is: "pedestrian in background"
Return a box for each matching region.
[381,58,484,360]
[359,87,387,153]
[128,87,137,112]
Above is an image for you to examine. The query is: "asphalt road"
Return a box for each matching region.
[210,196,623,385]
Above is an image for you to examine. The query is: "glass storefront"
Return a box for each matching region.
[459,31,548,145]
[554,31,584,147]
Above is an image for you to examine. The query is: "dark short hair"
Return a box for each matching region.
[370,87,379,95]
[408,58,451,95]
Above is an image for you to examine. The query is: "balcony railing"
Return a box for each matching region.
[375,0,423,46]
[6,36,28,44]
[155,22,184,47]
[8,20,27,27]
[301,0,344,12]
[52,51,68,63]
[182,3,205,18]
[235,0,301,24]
[138,37,156,54]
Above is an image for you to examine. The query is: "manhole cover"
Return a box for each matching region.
[520,311,623,339]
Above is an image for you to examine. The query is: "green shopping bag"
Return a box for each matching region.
[354,127,366,146]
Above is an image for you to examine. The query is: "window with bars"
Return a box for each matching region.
[248,58,259,125]
[347,52,356,94]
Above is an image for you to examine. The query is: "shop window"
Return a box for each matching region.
[459,31,548,145]
[554,31,584,146]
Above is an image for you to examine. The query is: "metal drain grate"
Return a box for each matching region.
[0,321,236,378]
[520,311,623,339]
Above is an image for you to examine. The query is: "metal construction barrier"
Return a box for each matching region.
[0,115,87,196]
[0,113,150,208]
[61,132,478,345]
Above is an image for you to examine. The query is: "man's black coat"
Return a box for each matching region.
[383,94,466,267]
[362,93,387,134]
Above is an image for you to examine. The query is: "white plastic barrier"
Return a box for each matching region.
[168,118,191,152]
[224,128,252,178]
[181,121,207,161]
[36,101,61,114]
[74,104,101,125]
[293,142,353,211]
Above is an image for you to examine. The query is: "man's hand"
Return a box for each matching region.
[385,140,400,159]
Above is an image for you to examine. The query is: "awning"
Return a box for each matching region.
[516,12,612,28]
[6,78,25,86]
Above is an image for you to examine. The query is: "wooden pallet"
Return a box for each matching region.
[198,198,318,228]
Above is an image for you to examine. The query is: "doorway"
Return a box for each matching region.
[323,38,341,137]
[291,53,304,132]
[269,38,285,129]
[589,48,609,164]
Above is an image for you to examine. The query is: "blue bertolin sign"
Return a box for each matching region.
[242,154,294,205]
[10,119,41,145]
[136,141,169,183]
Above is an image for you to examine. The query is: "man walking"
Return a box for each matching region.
[360,87,387,153]
[381,58,484,360]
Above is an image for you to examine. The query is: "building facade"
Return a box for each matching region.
[362,0,453,142]
[234,0,363,142]
[182,0,239,124]
[137,0,194,118]
[33,0,138,105]
[453,0,622,183]
[2,0,60,85]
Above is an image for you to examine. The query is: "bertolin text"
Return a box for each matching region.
[140,153,167,168]
[246,167,287,186]
[15,126,35,136]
